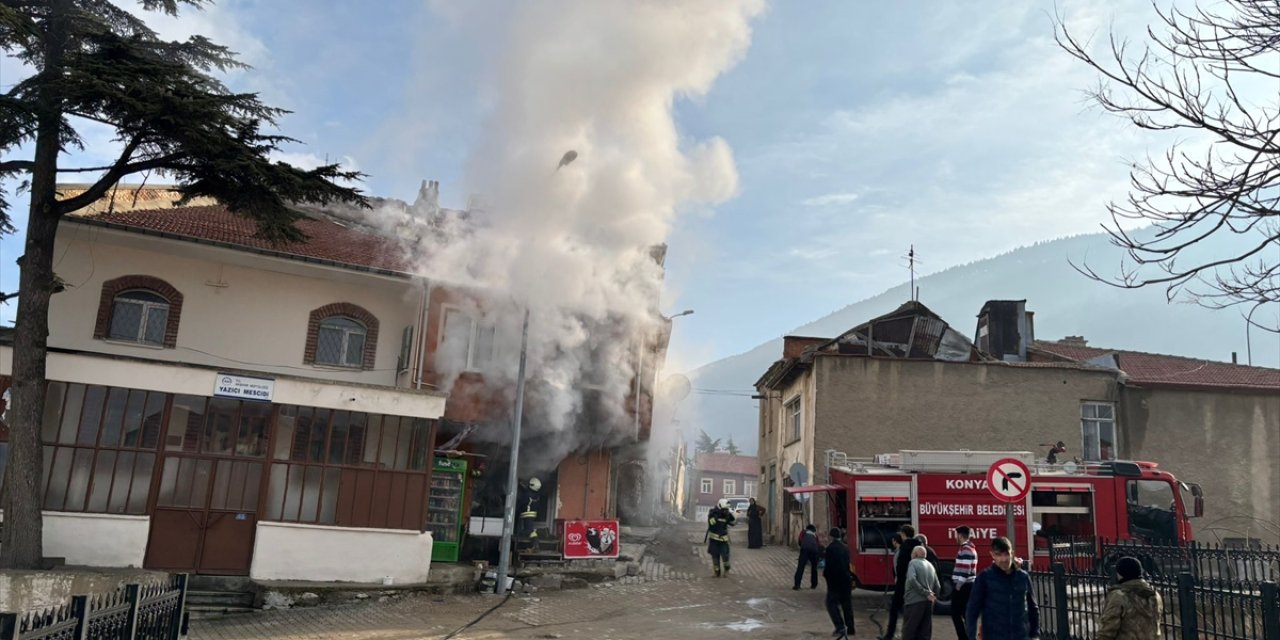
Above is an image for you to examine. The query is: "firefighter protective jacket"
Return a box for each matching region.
[706,508,735,542]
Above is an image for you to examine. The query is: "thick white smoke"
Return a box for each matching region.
[395,0,763,471]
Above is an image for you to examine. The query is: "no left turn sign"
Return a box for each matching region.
[986,458,1031,503]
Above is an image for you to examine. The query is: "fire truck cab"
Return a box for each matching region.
[813,450,1203,598]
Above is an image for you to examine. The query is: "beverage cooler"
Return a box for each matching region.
[428,457,468,562]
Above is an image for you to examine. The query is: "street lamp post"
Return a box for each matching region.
[494,308,530,594]
[1245,304,1261,366]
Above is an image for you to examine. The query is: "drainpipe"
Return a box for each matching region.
[633,337,643,441]
[414,279,432,390]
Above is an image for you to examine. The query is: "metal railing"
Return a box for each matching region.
[1030,538,1280,640]
[0,575,188,640]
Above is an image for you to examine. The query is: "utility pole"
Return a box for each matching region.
[494,308,530,594]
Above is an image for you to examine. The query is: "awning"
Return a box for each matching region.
[784,484,844,495]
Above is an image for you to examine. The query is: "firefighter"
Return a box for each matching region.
[518,477,543,551]
[706,497,736,577]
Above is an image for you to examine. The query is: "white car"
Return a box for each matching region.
[725,496,751,519]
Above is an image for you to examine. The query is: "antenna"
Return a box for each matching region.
[902,245,922,301]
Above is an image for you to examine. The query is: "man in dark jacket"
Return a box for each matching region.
[794,524,821,589]
[824,528,856,639]
[966,537,1040,640]
[883,524,921,640]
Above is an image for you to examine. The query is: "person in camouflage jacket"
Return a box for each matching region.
[1097,557,1163,640]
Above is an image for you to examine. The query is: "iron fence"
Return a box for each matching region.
[0,575,188,640]
[1030,538,1280,640]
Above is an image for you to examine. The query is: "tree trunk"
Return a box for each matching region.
[1,205,60,569]
[0,0,68,570]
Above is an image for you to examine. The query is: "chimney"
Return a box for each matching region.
[1232,351,1238,364]
[414,179,441,214]
[1058,336,1088,348]
[783,336,829,359]
[976,300,1032,362]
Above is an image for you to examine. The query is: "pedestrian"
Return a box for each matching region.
[747,497,766,549]
[903,546,941,640]
[915,533,941,568]
[1096,556,1162,640]
[883,524,921,640]
[965,537,1040,640]
[824,527,857,639]
[794,524,820,589]
[706,497,736,577]
[950,526,979,640]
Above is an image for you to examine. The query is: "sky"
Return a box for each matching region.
[1,0,1268,373]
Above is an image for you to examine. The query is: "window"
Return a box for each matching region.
[38,382,165,515]
[723,479,736,495]
[744,481,757,496]
[305,303,379,370]
[108,291,169,346]
[1081,402,1116,461]
[94,275,183,348]
[700,478,712,494]
[153,395,269,515]
[264,406,435,529]
[786,397,802,443]
[1126,479,1177,542]
[440,307,496,371]
[315,316,367,367]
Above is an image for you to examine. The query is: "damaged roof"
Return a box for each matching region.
[756,300,984,390]
[820,300,981,361]
[1030,341,1280,392]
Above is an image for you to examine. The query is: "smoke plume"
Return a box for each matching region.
[393,0,764,472]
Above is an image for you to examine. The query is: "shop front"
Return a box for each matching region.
[0,349,446,583]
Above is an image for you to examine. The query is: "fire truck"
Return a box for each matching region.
[801,450,1203,604]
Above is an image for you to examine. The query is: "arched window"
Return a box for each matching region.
[304,302,378,369]
[108,290,171,346]
[95,275,183,348]
[315,316,368,367]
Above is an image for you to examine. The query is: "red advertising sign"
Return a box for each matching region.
[562,519,620,559]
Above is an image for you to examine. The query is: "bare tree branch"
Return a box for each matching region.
[1056,1,1280,320]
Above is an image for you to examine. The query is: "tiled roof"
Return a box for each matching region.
[1031,341,1280,391]
[695,453,758,476]
[72,205,411,274]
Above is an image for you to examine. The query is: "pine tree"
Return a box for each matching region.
[695,430,721,455]
[0,0,366,568]
[725,436,740,456]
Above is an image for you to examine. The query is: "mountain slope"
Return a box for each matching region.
[684,230,1279,455]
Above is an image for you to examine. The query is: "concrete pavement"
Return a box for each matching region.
[189,522,897,639]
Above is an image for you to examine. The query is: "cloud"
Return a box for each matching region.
[802,192,859,207]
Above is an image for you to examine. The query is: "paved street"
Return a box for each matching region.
[190,524,896,640]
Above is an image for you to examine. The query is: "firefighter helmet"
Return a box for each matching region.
[717,498,729,509]
[528,477,542,492]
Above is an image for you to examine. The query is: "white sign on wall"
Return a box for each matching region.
[213,373,275,402]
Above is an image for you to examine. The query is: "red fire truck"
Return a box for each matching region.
[799,450,1203,603]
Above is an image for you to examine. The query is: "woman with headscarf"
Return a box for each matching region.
[746,497,765,548]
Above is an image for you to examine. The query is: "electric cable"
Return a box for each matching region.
[441,591,513,639]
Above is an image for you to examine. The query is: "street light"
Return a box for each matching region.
[1244,303,1261,366]
[665,309,694,320]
